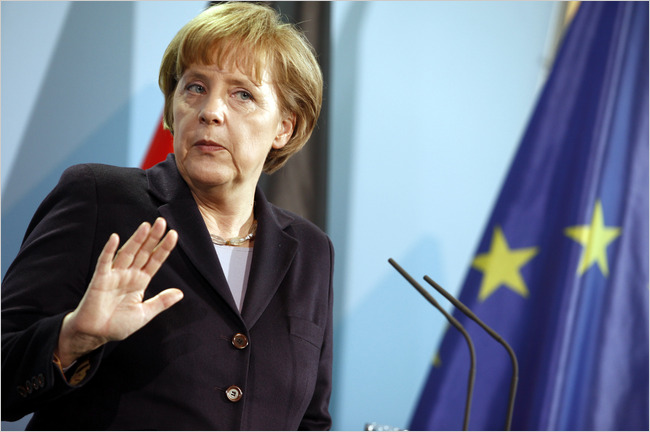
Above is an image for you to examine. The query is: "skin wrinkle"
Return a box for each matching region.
[171,62,294,240]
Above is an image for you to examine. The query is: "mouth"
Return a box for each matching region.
[193,139,226,152]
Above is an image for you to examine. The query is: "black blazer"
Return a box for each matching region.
[1,155,334,430]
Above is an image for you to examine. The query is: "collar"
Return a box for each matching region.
[145,154,298,327]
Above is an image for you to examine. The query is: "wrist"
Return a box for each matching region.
[55,312,104,368]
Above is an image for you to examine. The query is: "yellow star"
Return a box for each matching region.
[564,200,621,276]
[472,226,539,301]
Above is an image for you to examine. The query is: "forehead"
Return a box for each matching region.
[179,37,274,86]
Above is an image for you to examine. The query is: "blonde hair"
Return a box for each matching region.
[159,2,323,173]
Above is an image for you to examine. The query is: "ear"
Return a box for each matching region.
[272,113,296,150]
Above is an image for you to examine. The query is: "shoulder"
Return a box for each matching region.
[255,187,332,252]
[20,163,146,250]
[270,204,333,253]
[32,163,144,216]
[60,163,145,187]
[56,163,148,202]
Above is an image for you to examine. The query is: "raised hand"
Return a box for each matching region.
[55,218,183,368]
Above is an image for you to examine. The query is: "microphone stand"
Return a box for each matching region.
[424,275,518,431]
[388,259,475,431]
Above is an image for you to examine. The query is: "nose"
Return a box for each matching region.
[199,94,226,125]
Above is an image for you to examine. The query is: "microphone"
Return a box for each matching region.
[424,275,518,431]
[388,258,475,431]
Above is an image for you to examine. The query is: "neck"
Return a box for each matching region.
[191,186,256,241]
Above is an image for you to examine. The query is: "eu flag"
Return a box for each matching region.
[409,2,649,430]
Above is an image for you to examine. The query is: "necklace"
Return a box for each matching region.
[210,220,257,246]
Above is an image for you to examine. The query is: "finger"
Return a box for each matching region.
[112,222,151,269]
[130,218,168,269]
[95,233,120,276]
[141,288,184,323]
[142,229,178,277]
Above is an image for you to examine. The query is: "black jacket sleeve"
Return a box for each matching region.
[1,165,104,421]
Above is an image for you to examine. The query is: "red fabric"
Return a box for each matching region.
[141,115,173,169]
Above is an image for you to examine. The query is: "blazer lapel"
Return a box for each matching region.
[146,156,240,315]
[241,188,298,329]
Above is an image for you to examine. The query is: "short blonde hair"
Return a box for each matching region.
[159,2,323,173]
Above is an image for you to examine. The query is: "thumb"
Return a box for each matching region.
[142,288,184,322]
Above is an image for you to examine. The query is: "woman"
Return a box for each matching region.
[1,2,333,430]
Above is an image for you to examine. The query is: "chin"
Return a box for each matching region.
[195,171,232,187]
[180,161,230,187]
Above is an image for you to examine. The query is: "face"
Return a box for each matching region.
[171,62,294,195]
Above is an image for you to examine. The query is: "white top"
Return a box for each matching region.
[213,245,254,312]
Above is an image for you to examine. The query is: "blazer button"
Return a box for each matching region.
[25,380,33,394]
[232,333,249,349]
[17,385,27,398]
[37,374,46,388]
[225,385,243,402]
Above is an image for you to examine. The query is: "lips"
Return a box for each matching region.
[194,139,226,151]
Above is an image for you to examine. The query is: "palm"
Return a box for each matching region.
[84,263,162,341]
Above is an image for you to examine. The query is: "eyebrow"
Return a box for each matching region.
[182,68,262,88]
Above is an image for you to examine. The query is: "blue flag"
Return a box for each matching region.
[409,2,649,430]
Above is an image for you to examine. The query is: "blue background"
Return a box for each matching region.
[2,1,562,429]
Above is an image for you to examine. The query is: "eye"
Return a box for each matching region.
[235,90,253,101]
[186,83,206,94]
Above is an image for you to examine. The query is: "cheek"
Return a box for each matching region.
[171,92,190,122]
[170,101,180,136]
[171,104,191,140]
[170,116,182,152]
